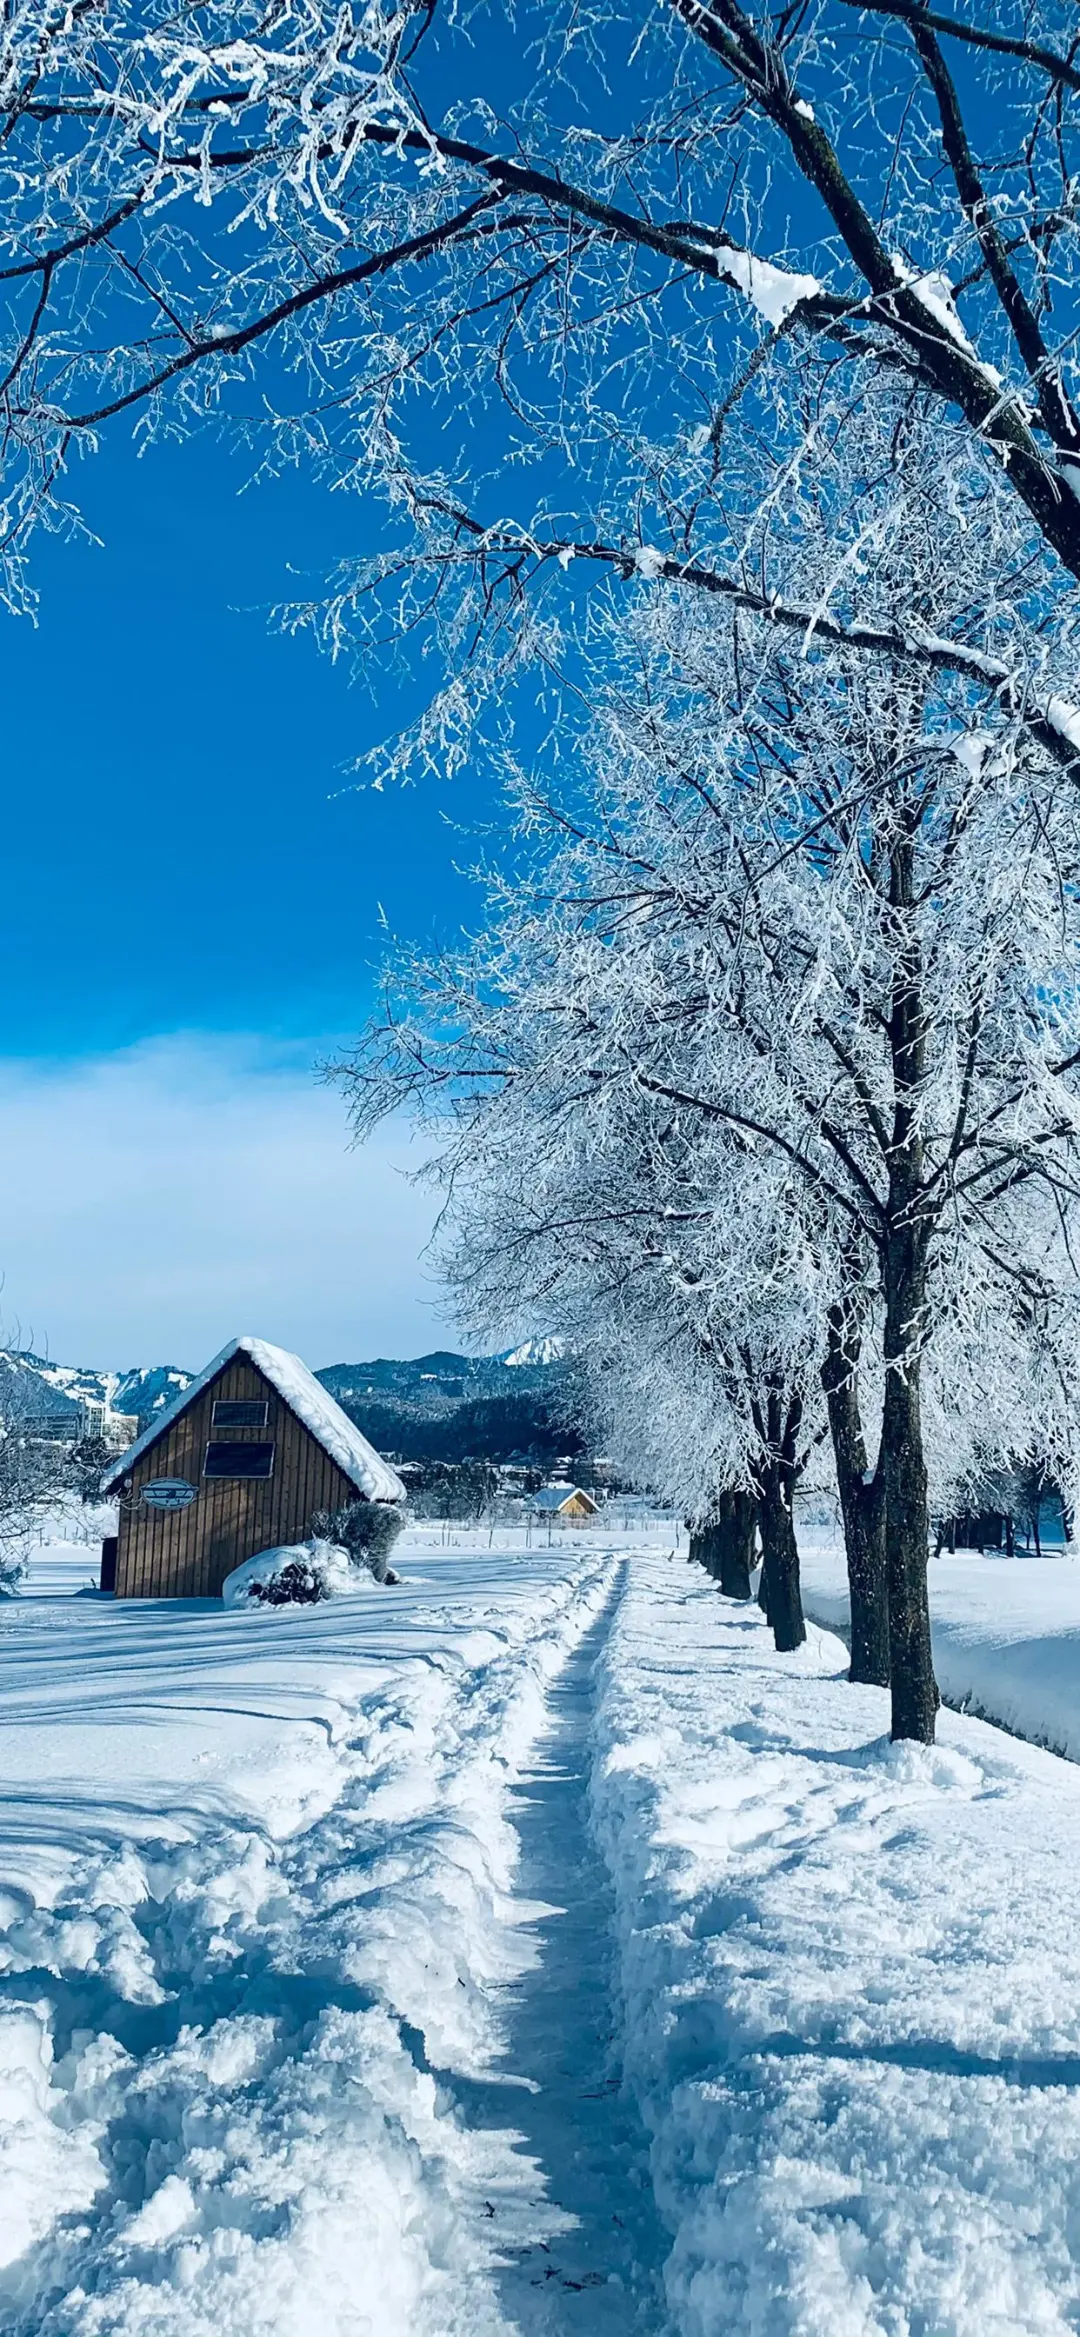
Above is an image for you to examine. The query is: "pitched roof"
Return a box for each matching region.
[100,1336,406,1504]
[530,1485,599,1513]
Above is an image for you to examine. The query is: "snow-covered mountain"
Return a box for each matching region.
[111,1364,195,1424]
[0,1351,193,1432]
[315,1345,574,1464]
[500,1338,567,1367]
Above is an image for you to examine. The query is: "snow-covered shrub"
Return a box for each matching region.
[311,1500,405,1584]
[247,1560,326,1606]
[221,1540,372,1609]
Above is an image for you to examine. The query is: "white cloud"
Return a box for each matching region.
[0,1035,446,1369]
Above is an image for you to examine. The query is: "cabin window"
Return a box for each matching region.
[203,1441,275,1480]
[211,1399,269,1428]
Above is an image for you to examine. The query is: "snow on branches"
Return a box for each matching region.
[5,0,1080,682]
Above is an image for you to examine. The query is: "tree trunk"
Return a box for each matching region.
[715,1488,755,1599]
[880,826,940,1744]
[821,1306,889,1687]
[755,1466,805,1650]
[881,1241,939,1743]
[690,1494,755,1597]
[757,1467,804,1654]
[750,1384,807,1652]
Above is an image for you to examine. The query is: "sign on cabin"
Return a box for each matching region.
[100,1335,405,1600]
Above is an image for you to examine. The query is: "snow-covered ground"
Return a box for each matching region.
[0,1525,667,2336]
[5,1525,1080,2334]
[594,1560,1080,2336]
[799,1533,1080,1758]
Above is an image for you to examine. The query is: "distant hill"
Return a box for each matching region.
[315,1348,578,1465]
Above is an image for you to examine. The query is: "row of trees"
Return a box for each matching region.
[343,396,1080,1744]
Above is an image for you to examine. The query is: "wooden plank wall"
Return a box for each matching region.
[115,1356,357,1598]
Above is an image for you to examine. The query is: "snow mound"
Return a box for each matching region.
[0,2006,105,2275]
[800,1542,1080,1761]
[222,1541,374,1607]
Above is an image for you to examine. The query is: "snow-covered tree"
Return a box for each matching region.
[444,1100,826,1650]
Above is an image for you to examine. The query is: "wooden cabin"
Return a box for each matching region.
[530,1485,600,1523]
[100,1335,405,1599]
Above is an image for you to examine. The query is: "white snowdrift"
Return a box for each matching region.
[590,1558,1080,2337]
[0,2008,106,2274]
[221,1539,371,1607]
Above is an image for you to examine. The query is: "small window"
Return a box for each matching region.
[212,1399,269,1428]
[204,1441,275,1480]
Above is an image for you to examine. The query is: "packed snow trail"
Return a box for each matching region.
[448,1576,667,2331]
[14,1531,1080,2335]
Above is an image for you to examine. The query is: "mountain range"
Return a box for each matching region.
[0,1342,576,1466]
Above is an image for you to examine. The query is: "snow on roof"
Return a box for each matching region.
[531,1485,598,1512]
[100,1336,406,1503]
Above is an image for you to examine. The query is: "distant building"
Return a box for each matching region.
[19,1410,81,1443]
[530,1484,600,1522]
[80,1400,139,1452]
[100,1335,405,1599]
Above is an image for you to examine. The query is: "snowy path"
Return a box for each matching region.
[449,1578,667,2332]
[14,1532,1080,2334]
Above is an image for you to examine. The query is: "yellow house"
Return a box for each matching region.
[531,1485,600,1522]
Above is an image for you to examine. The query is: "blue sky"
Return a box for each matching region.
[0,423,496,1364]
[0,11,722,1368]
[4,428,491,1060]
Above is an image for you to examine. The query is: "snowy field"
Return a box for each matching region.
[799,1534,1080,1758]
[5,1528,1080,2332]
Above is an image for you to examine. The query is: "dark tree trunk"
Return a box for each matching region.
[690,1493,755,1598]
[715,1488,755,1599]
[753,1386,806,1653]
[881,1237,939,1743]
[1005,1512,1015,1557]
[880,827,940,1745]
[821,1305,889,1688]
[755,1468,805,1650]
